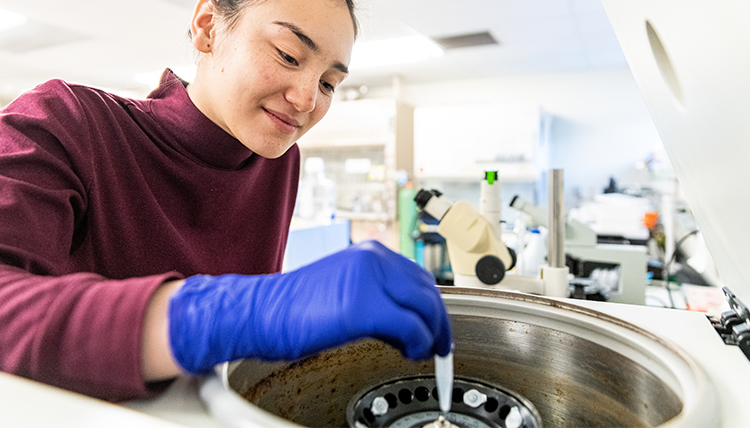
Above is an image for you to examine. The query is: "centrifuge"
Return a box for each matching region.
[125,286,750,428]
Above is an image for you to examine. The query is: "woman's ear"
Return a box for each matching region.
[191,0,216,53]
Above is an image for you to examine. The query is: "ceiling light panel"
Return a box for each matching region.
[0,8,27,31]
[0,20,86,53]
[159,0,197,8]
[349,35,444,70]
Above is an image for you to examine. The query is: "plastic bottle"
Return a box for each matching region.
[521,228,548,276]
[480,171,503,239]
[513,214,527,275]
[398,184,418,261]
[296,157,337,224]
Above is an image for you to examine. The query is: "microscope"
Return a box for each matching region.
[413,189,515,286]
[415,170,570,298]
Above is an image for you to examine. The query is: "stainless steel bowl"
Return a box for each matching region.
[200,288,718,427]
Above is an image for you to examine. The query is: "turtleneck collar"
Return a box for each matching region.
[147,69,254,170]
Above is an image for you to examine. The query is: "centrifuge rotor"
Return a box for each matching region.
[347,376,542,428]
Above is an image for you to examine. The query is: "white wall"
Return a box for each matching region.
[363,67,664,204]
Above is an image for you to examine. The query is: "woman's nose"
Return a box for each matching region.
[286,77,318,113]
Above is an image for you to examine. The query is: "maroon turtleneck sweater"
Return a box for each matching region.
[0,70,299,401]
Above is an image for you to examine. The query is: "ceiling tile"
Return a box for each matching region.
[0,0,628,97]
[0,20,87,53]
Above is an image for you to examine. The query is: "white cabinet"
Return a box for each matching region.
[414,103,546,182]
[298,98,397,148]
[296,98,414,249]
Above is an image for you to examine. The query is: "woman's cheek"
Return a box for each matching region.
[311,100,332,125]
[257,61,282,87]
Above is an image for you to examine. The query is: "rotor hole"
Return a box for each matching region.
[362,408,375,423]
[484,397,499,413]
[384,393,398,409]
[398,388,414,404]
[432,387,439,401]
[499,404,511,419]
[415,386,430,402]
[452,388,464,403]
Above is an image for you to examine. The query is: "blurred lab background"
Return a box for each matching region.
[0,0,717,311]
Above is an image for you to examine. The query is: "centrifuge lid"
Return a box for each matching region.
[602,0,750,305]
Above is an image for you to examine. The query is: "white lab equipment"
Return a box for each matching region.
[510,195,648,304]
[518,228,547,276]
[414,188,516,287]
[295,157,337,225]
[414,170,570,298]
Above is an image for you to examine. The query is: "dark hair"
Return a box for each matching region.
[212,0,359,38]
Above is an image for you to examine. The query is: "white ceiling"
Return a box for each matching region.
[0,0,627,99]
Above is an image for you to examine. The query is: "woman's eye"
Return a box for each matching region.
[277,49,298,65]
[320,81,335,94]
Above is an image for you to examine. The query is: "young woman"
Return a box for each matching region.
[0,0,451,401]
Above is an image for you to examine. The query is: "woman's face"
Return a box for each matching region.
[189,0,354,158]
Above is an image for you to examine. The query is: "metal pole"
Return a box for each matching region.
[548,169,565,268]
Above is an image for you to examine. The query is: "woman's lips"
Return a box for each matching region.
[264,109,300,135]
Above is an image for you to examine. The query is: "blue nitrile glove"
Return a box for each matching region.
[168,240,452,374]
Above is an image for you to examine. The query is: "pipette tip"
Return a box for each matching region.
[435,344,455,416]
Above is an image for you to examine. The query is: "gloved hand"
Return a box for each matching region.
[168,240,452,374]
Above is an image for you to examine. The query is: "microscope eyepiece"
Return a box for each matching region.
[414,189,442,209]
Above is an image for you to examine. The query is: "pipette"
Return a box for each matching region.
[434,344,455,416]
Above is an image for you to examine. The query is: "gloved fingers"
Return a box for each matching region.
[373,266,447,342]
[283,241,452,360]
[359,240,437,287]
[354,240,451,354]
[392,257,438,288]
[393,256,440,289]
[383,287,451,358]
[366,309,437,360]
[392,277,452,357]
[381,268,452,357]
[335,241,437,296]
[434,305,453,356]
[397,287,446,340]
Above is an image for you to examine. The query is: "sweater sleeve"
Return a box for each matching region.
[0,265,181,401]
[0,81,182,401]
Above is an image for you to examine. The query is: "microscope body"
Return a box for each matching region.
[417,190,515,286]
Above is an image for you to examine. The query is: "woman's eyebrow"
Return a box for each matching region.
[272,20,350,75]
[273,21,318,52]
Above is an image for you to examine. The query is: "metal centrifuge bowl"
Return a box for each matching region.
[199,287,718,428]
